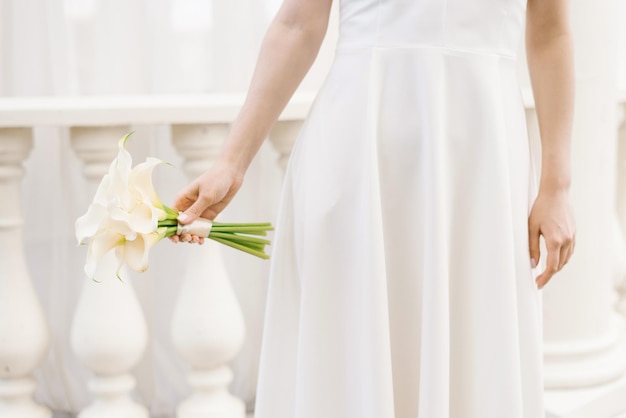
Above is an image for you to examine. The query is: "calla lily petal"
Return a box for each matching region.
[124,233,160,273]
[108,207,137,239]
[116,132,134,176]
[129,157,165,208]
[107,134,134,208]
[92,174,112,206]
[85,230,124,279]
[129,202,156,234]
[76,203,107,244]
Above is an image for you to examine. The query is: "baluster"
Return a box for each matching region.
[170,124,246,418]
[69,126,149,418]
[269,120,302,172]
[0,128,51,418]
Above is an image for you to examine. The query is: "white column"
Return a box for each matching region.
[170,124,246,418]
[269,120,302,172]
[0,128,51,418]
[69,126,149,418]
[541,0,626,416]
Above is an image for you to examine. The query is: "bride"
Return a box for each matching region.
[172,0,575,416]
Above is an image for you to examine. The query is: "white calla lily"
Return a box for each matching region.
[76,132,174,280]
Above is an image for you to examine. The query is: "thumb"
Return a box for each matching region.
[529,223,541,269]
[177,199,208,225]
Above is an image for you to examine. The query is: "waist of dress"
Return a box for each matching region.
[335,43,518,60]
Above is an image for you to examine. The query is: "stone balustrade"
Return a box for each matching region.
[0,93,312,418]
[0,91,624,418]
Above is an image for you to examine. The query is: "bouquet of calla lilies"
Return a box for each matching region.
[75,132,273,281]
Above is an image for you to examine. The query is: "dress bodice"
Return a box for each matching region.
[337,0,527,59]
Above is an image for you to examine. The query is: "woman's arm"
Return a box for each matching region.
[526,0,576,288]
[221,0,333,173]
[173,0,333,237]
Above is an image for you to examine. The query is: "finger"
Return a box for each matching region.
[536,242,561,289]
[562,237,575,268]
[172,186,199,213]
[561,245,574,269]
[192,199,230,222]
[191,235,200,244]
[528,222,541,269]
[199,237,205,245]
[181,233,192,243]
[170,235,180,243]
[558,239,571,271]
[178,198,211,225]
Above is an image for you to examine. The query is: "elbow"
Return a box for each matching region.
[526,26,572,56]
[274,9,329,46]
[525,11,573,52]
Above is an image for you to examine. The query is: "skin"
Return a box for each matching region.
[173,0,576,290]
[526,0,576,288]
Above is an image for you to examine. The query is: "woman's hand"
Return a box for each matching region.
[528,189,576,289]
[170,160,245,244]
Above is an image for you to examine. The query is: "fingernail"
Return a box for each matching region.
[531,258,537,269]
[177,213,189,222]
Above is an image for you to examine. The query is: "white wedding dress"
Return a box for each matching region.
[254,1,544,417]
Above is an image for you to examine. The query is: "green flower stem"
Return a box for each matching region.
[209,226,273,235]
[212,222,273,228]
[165,226,178,237]
[212,222,273,232]
[208,231,271,246]
[209,236,270,260]
[211,240,266,252]
[159,220,179,227]
[163,205,180,218]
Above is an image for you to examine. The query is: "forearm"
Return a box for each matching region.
[220,12,329,173]
[526,4,575,194]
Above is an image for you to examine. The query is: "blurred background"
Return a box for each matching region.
[0,0,625,417]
